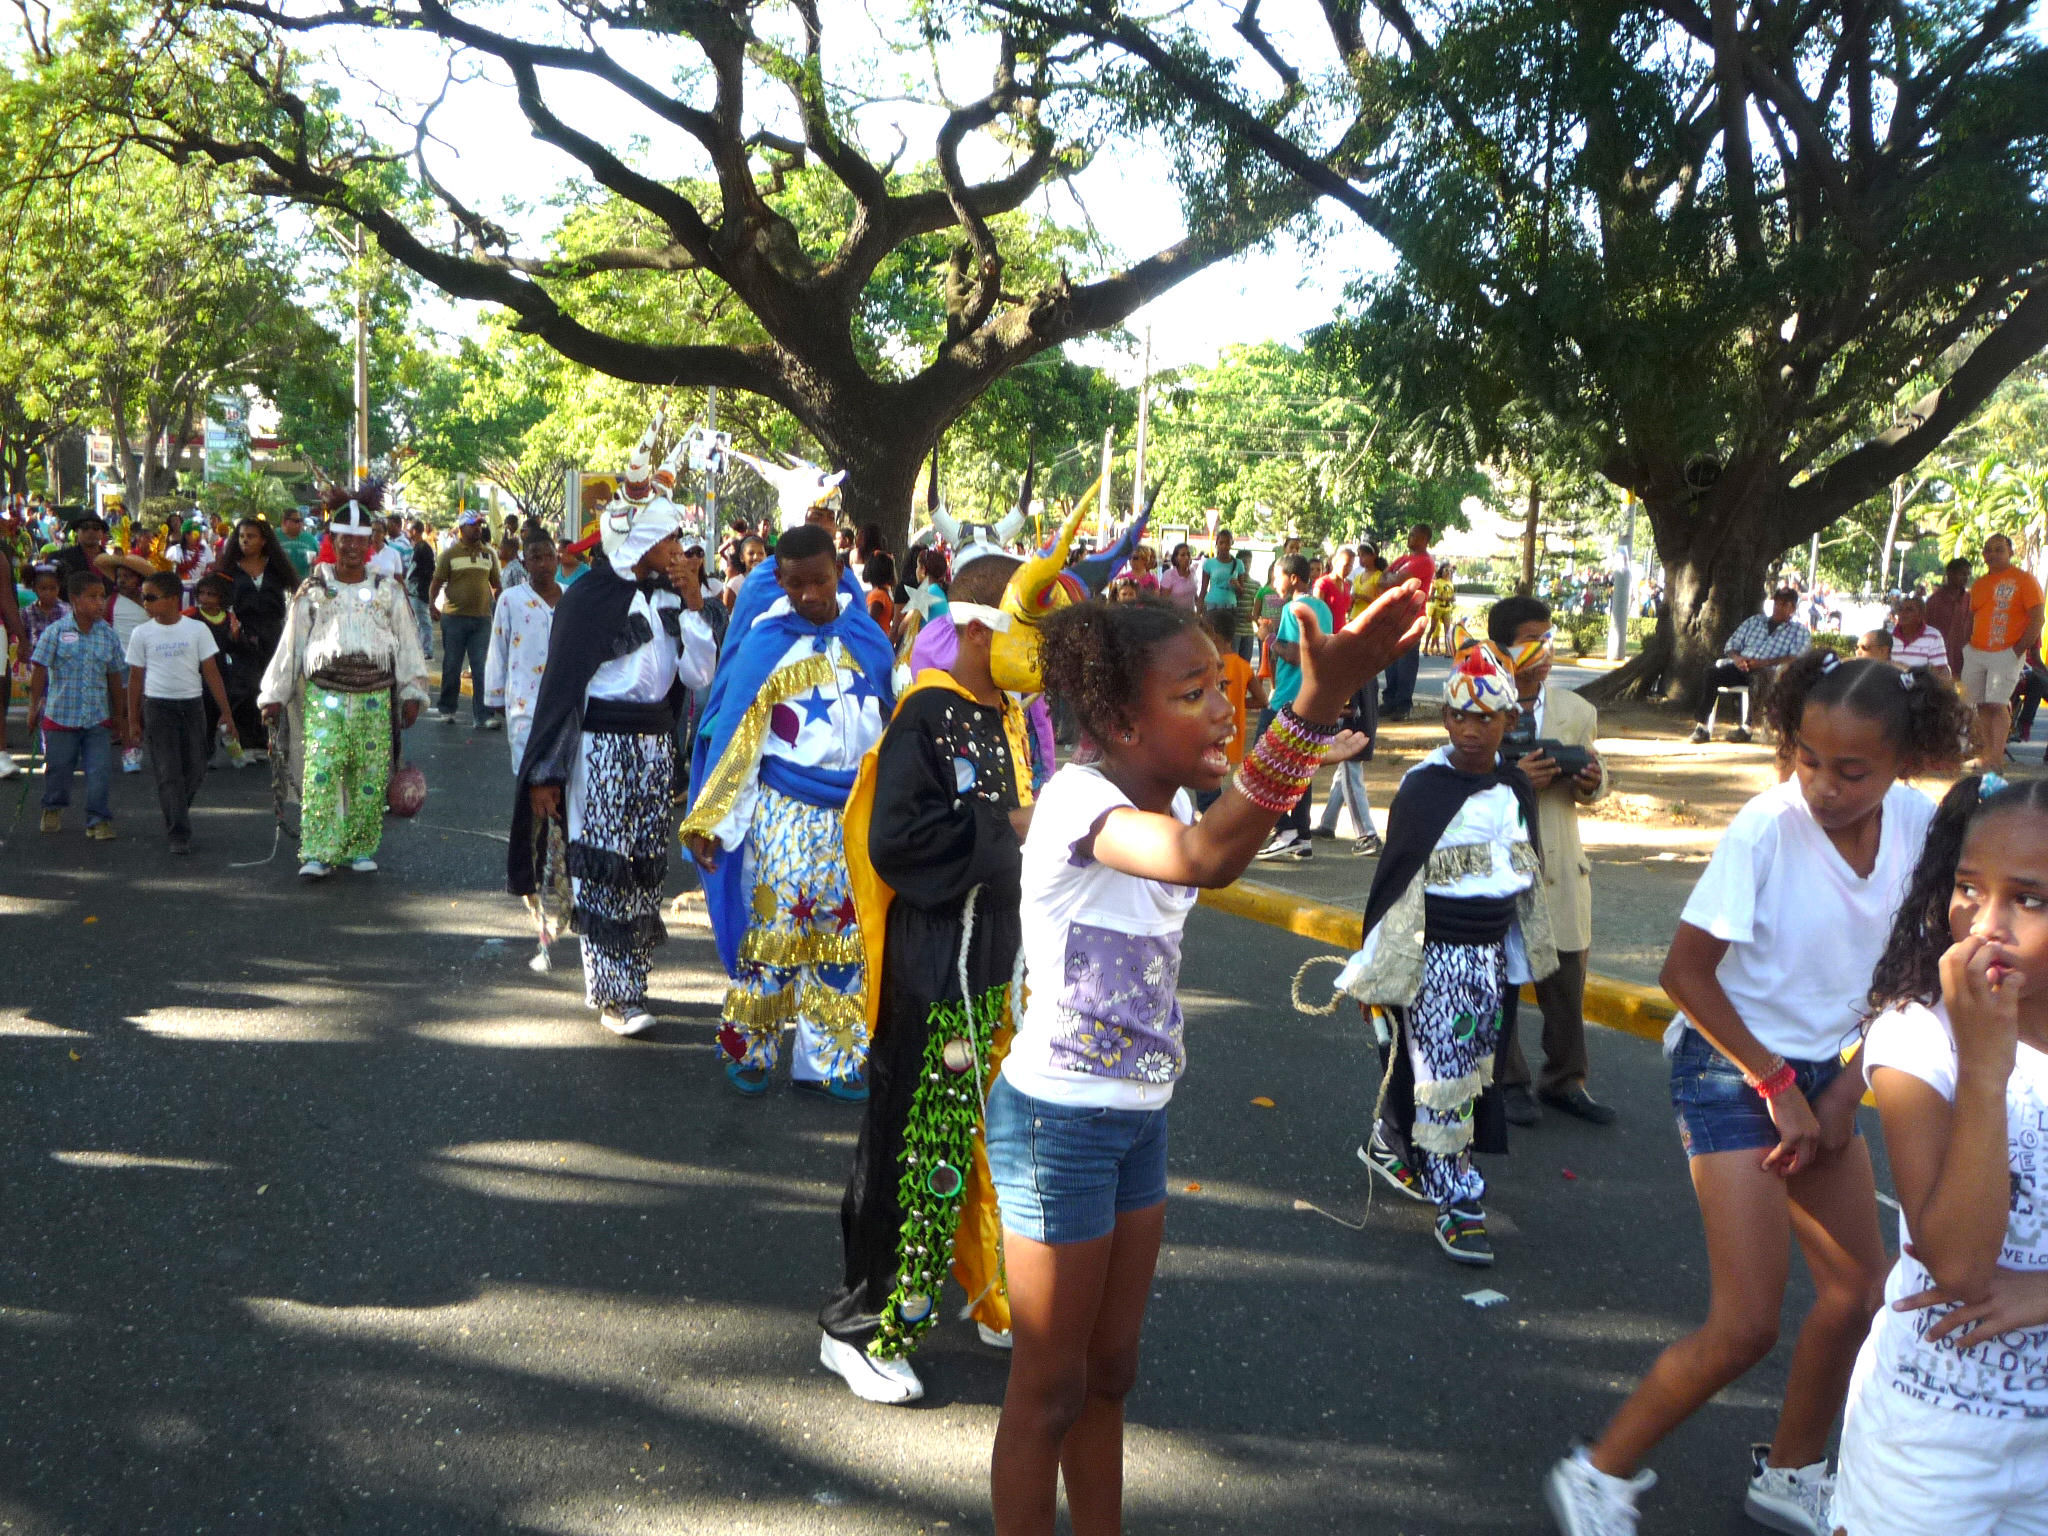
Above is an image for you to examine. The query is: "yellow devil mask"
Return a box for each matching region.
[980,499,1092,694]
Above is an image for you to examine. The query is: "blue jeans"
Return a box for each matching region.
[438,613,492,723]
[1380,644,1422,716]
[984,1075,1170,1244]
[1669,1026,1860,1158]
[410,594,434,658]
[41,724,112,823]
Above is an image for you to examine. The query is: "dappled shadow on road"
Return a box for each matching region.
[2,752,1812,1535]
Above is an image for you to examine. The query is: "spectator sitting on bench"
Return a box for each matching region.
[1688,586,1810,743]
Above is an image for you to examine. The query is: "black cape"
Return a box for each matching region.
[1363,757,1542,1160]
[506,560,685,896]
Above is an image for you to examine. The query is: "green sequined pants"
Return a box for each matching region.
[301,683,389,865]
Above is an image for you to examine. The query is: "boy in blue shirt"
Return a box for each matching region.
[1253,553,1333,860]
[27,572,131,838]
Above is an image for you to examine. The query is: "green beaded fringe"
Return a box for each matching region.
[870,984,1007,1360]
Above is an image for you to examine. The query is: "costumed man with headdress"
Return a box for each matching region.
[680,518,896,1100]
[508,423,718,1038]
[259,483,431,880]
[815,511,1091,1403]
[1330,626,1559,1267]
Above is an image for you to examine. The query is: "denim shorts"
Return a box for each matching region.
[984,1075,1170,1245]
[1669,1026,1860,1158]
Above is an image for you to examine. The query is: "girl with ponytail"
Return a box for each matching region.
[1547,654,1969,1536]
[1830,773,2048,1532]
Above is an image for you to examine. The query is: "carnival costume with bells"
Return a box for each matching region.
[508,421,718,1016]
[1327,630,1558,1213]
[258,483,431,870]
[680,485,895,1088]
[820,503,1118,1363]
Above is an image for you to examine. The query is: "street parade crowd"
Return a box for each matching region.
[4,421,2048,1536]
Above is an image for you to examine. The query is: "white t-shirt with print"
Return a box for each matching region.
[1677,778,1934,1062]
[1860,999,2048,1421]
[1005,762,1198,1110]
[124,615,219,700]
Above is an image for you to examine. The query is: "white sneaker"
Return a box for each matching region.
[975,1322,1013,1350]
[1545,1448,1655,1536]
[599,1006,657,1037]
[121,748,143,774]
[348,858,378,873]
[818,1333,923,1405]
[298,860,331,879]
[0,754,19,779]
[1744,1445,1831,1535]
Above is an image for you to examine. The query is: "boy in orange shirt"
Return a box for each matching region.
[1198,606,1266,809]
[1961,532,2044,767]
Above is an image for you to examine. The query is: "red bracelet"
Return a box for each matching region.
[1754,1062,1798,1100]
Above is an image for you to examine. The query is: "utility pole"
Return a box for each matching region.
[704,386,720,533]
[1132,327,1151,521]
[1097,427,1114,538]
[1606,491,1635,661]
[353,224,371,485]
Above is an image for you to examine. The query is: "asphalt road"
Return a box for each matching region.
[0,700,1891,1535]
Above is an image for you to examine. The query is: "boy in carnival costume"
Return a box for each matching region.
[509,420,718,1037]
[817,507,1095,1404]
[259,482,431,879]
[681,518,895,1100]
[1331,627,1558,1266]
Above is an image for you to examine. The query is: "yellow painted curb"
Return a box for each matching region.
[1198,879,1676,1045]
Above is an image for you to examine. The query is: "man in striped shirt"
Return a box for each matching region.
[1886,595,1952,680]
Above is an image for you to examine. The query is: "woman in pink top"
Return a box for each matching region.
[1157,542,1199,608]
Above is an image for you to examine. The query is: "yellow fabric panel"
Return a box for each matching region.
[953,1019,1015,1335]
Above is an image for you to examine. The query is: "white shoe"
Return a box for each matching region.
[298,860,331,879]
[1545,1448,1654,1536]
[599,1006,657,1037]
[348,858,378,873]
[1744,1446,1831,1535]
[818,1333,923,1405]
[121,748,143,774]
[0,754,19,779]
[976,1322,1013,1350]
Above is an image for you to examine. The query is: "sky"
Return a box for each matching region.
[305,0,1382,378]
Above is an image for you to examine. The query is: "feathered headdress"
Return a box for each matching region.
[1442,622,1518,714]
[321,479,385,536]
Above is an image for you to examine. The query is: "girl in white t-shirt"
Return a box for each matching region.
[1548,652,1968,1536]
[1834,774,2048,1534]
[986,588,1425,1536]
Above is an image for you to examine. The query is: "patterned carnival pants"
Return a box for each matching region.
[1405,940,1508,1209]
[569,731,673,1010]
[718,783,869,1083]
[301,684,389,865]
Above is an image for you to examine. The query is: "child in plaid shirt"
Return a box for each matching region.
[27,571,131,838]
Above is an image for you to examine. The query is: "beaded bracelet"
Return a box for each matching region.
[1235,706,1339,812]
[1754,1062,1798,1100]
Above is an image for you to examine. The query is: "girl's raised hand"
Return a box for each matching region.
[1292,580,1427,725]
[1940,932,2021,1078]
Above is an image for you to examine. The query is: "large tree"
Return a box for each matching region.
[978,0,2048,701]
[59,0,1316,546]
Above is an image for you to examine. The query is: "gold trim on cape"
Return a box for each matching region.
[678,651,838,841]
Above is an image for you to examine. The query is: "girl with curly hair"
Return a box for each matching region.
[987,583,1426,1536]
[1547,651,1969,1536]
[1830,773,2048,1533]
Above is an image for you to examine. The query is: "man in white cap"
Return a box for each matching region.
[259,482,431,879]
[510,432,718,1037]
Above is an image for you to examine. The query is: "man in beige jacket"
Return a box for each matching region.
[1488,597,1616,1126]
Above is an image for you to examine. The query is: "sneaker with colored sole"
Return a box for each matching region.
[794,1074,870,1104]
[1434,1201,1494,1265]
[724,1061,771,1096]
[1743,1444,1832,1536]
[1357,1131,1431,1203]
[348,858,378,873]
[1545,1447,1655,1536]
[298,859,330,879]
[1351,830,1383,857]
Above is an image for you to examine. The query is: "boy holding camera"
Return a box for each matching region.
[1487,596,1613,1127]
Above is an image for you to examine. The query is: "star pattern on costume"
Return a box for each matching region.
[830,896,857,932]
[842,662,884,708]
[797,687,838,727]
[790,891,818,927]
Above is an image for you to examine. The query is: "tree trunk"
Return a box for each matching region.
[1519,475,1540,594]
[1580,481,1779,711]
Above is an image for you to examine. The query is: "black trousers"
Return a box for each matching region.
[1694,659,1755,723]
[142,697,209,837]
[1496,948,1593,1097]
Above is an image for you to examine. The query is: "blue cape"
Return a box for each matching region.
[688,580,896,976]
